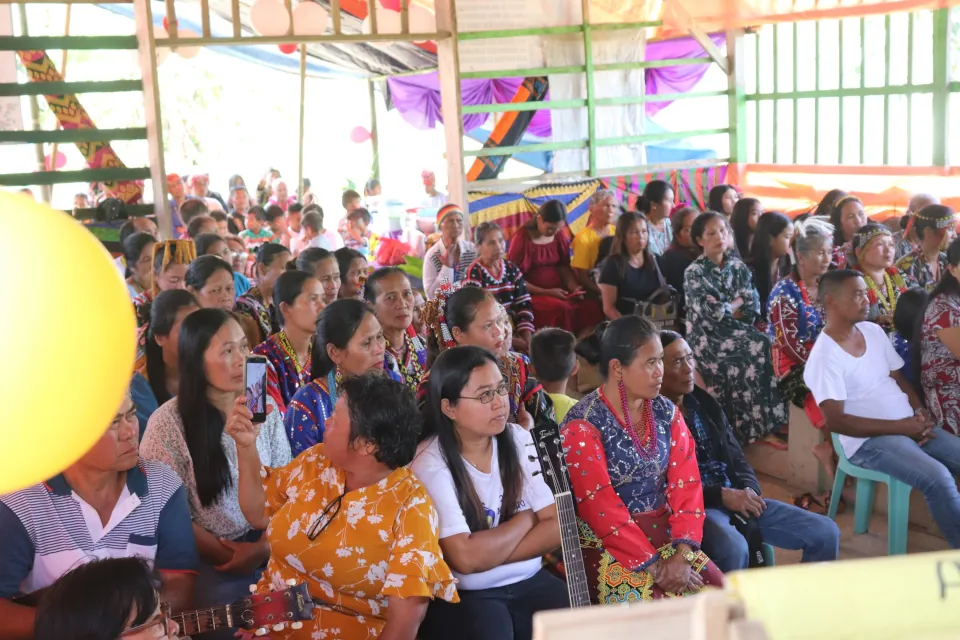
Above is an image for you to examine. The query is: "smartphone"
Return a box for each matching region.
[244,355,268,424]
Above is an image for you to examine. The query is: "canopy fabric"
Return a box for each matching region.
[386,33,724,135]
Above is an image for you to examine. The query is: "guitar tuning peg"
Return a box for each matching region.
[286,578,297,586]
[291,622,303,630]
[249,584,258,594]
[273,623,286,632]
[255,628,269,636]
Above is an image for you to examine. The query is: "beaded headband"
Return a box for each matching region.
[423,279,483,351]
[914,205,956,230]
[852,224,891,253]
[151,240,197,295]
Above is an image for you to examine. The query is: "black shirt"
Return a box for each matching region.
[599,256,662,316]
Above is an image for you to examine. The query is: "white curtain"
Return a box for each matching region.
[545,30,646,174]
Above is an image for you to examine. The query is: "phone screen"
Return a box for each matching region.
[244,357,268,423]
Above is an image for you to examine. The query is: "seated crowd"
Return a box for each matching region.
[6,176,960,640]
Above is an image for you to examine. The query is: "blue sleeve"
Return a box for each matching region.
[233,272,252,299]
[129,374,159,440]
[154,486,200,573]
[0,503,35,598]
[284,386,329,457]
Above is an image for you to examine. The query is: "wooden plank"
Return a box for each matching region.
[164,0,177,41]
[0,79,141,97]
[134,0,173,238]
[330,0,341,35]
[727,29,748,165]
[582,0,596,176]
[0,167,152,186]
[434,0,466,212]
[400,0,408,35]
[231,0,240,38]
[671,0,728,73]
[298,46,307,200]
[0,35,138,50]
[201,0,211,37]
[932,8,950,167]
[0,127,147,143]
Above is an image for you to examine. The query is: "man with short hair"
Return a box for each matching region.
[660,331,840,572]
[287,202,304,254]
[187,214,219,239]
[0,393,198,639]
[805,269,960,548]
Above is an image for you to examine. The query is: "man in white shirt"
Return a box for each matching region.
[805,269,960,548]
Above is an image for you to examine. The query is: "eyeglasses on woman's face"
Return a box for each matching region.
[459,382,509,405]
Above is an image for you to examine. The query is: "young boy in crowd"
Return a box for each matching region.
[341,207,373,256]
[530,328,580,422]
[287,202,305,254]
[240,205,274,250]
[265,205,288,246]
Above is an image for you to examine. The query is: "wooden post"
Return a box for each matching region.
[434,0,466,212]
[368,78,380,181]
[48,2,71,203]
[133,0,173,238]
[17,4,50,203]
[725,29,747,172]
[297,44,306,200]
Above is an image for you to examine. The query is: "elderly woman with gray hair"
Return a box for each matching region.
[571,188,620,295]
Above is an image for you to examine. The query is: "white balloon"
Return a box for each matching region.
[154,26,170,65]
[174,29,201,59]
[362,1,401,35]
[250,0,291,37]
[408,5,435,43]
[292,2,328,36]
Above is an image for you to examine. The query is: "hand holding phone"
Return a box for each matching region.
[244,355,268,424]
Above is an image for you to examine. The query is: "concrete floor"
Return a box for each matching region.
[756,471,949,564]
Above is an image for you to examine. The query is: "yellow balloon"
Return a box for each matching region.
[0,193,135,494]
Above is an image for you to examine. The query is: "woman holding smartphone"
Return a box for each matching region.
[140,308,291,638]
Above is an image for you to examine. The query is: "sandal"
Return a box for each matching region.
[793,492,826,514]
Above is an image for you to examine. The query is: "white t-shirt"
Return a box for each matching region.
[410,423,555,591]
[804,322,913,458]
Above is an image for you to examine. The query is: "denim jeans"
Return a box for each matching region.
[849,427,960,548]
[418,569,569,640]
[703,499,841,573]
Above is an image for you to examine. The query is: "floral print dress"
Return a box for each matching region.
[684,254,788,444]
[921,293,960,436]
[256,444,459,639]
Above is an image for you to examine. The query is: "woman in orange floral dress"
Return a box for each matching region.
[229,372,458,639]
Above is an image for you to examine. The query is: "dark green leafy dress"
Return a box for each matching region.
[683,254,788,444]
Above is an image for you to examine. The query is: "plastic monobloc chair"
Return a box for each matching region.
[827,432,911,555]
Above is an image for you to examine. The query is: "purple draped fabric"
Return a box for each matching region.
[387,33,726,135]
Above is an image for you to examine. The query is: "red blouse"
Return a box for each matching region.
[507,226,569,291]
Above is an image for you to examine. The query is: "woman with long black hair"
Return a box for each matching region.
[635,179,675,255]
[598,211,667,320]
[252,270,325,414]
[730,197,763,258]
[185,255,236,311]
[708,184,739,218]
[235,243,292,345]
[131,289,199,435]
[284,299,401,455]
[140,309,291,634]
[414,346,566,640]
[123,232,156,299]
[748,212,794,324]
[920,236,960,436]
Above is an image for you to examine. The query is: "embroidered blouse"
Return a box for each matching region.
[235,287,280,345]
[253,331,313,415]
[768,273,824,378]
[561,390,704,571]
[896,249,948,293]
[384,325,428,391]
[466,259,536,335]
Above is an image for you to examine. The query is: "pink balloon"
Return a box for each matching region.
[44,152,66,170]
[381,0,401,10]
[278,43,297,54]
[350,126,372,144]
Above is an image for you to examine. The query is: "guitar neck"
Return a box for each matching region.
[172,605,234,636]
[556,492,592,608]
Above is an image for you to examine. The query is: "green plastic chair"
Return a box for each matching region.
[827,432,912,555]
[761,543,776,566]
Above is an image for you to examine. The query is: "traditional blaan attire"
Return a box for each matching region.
[285,369,403,456]
[253,331,313,415]
[384,325,428,391]
[768,273,826,428]
[466,258,536,335]
[852,225,912,357]
[684,254,788,444]
[921,292,960,436]
[896,248,948,293]
[235,286,280,346]
[561,391,723,603]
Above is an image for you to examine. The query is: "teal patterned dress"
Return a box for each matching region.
[684,254,788,444]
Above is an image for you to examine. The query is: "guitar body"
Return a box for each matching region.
[530,422,593,608]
